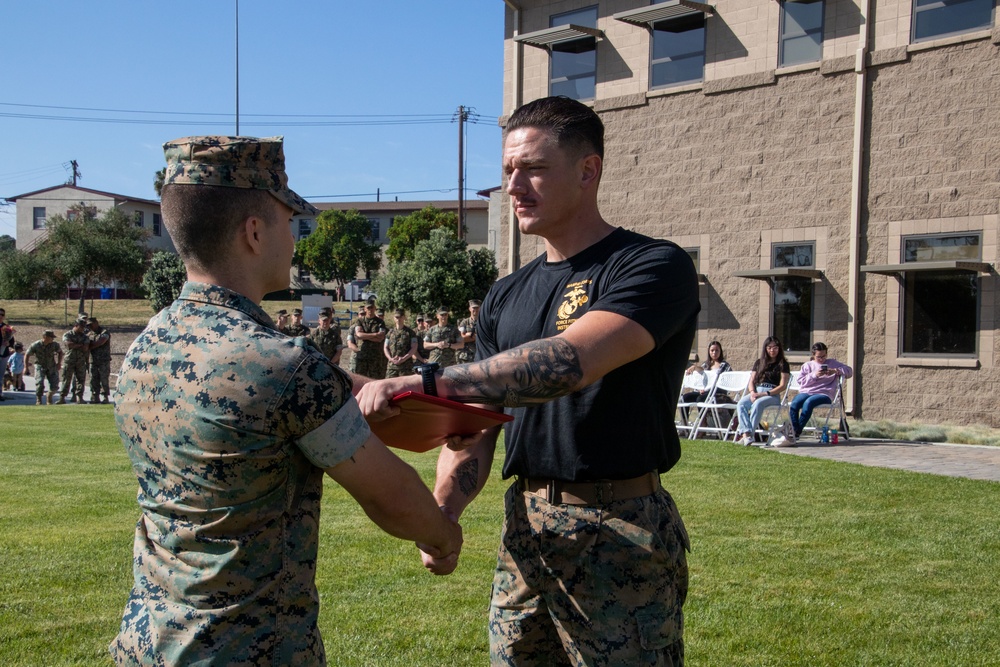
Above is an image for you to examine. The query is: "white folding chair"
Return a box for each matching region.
[759,370,800,444]
[675,369,717,438]
[690,370,751,441]
[802,376,851,440]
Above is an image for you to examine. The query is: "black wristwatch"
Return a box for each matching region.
[414,363,440,397]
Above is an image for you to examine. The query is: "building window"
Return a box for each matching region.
[550,6,598,101]
[772,243,814,352]
[651,12,706,88]
[152,214,162,237]
[780,0,824,67]
[368,217,380,240]
[912,0,994,42]
[32,207,46,229]
[134,211,144,228]
[297,266,312,283]
[901,234,980,355]
[298,219,311,240]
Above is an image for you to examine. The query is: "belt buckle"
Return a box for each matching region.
[595,481,614,504]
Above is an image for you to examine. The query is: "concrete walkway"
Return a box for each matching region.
[770,437,1000,483]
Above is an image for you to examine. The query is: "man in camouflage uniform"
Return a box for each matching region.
[87,316,112,404]
[413,313,429,364]
[25,330,62,405]
[383,309,418,379]
[423,306,462,368]
[110,135,460,666]
[309,310,343,364]
[274,308,289,333]
[285,307,311,337]
[357,97,698,666]
[456,299,481,365]
[59,317,90,404]
[348,298,387,379]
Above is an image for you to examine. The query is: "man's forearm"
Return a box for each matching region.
[441,337,582,407]
[433,428,500,519]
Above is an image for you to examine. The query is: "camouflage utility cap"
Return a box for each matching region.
[162,136,319,216]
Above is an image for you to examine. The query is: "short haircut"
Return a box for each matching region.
[506,96,604,160]
[160,184,278,271]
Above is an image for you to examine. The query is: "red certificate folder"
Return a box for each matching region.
[367,391,513,453]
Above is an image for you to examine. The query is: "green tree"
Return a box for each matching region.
[294,209,382,289]
[372,228,498,315]
[154,168,166,198]
[0,235,15,252]
[384,205,458,263]
[41,207,150,313]
[0,248,59,300]
[142,251,187,312]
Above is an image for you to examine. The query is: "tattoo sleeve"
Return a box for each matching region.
[442,337,583,407]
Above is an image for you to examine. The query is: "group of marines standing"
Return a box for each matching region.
[275,297,481,381]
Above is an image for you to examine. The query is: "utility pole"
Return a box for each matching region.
[70,160,81,186]
[235,0,240,135]
[456,105,469,240]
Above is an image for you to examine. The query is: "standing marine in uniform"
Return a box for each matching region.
[359,96,698,665]
[309,310,343,365]
[111,135,460,666]
[383,309,418,379]
[456,299,480,365]
[285,308,311,337]
[0,307,15,401]
[349,297,387,379]
[423,306,462,368]
[26,330,63,405]
[274,309,289,334]
[413,313,429,364]
[87,316,112,404]
[60,317,90,403]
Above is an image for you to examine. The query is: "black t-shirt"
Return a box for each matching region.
[751,358,790,387]
[476,227,700,481]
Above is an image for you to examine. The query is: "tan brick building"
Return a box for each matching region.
[499,0,1000,426]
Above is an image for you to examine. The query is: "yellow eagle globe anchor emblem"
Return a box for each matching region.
[557,287,589,320]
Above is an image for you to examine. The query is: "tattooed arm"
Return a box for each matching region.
[357,309,656,417]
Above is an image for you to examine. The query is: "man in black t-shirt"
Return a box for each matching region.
[358,96,699,665]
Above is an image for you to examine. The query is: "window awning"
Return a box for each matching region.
[613,0,715,27]
[514,24,603,49]
[860,260,993,275]
[733,268,823,281]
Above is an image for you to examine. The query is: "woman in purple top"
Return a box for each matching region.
[789,342,854,439]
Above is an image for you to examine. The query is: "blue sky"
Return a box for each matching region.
[0,1,506,238]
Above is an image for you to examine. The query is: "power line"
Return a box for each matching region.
[303,187,493,200]
[0,102,499,127]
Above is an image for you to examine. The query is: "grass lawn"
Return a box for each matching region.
[1,407,999,666]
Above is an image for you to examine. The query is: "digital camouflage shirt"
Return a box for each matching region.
[457,316,477,364]
[62,329,90,364]
[384,325,417,359]
[351,316,387,365]
[88,326,112,363]
[26,340,61,371]
[111,282,370,666]
[425,323,462,367]
[309,326,342,360]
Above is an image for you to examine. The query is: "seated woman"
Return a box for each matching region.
[787,342,853,442]
[680,340,732,424]
[735,336,790,446]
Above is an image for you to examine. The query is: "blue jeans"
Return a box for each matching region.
[736,394,780,436]
[789,393,832,436]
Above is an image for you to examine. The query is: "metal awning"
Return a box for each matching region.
[514,24,603,49]
[613,0,715,27]
[860,260,993,275]
[733,267,823,281]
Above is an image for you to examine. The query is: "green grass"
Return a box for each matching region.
[1,408,999,665]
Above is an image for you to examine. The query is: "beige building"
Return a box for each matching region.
[289,199,492,289]
[500,0,1000,426]
[9,184,174,254]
